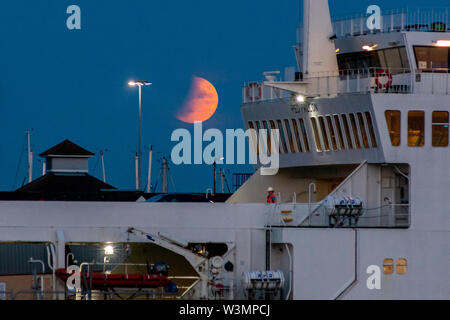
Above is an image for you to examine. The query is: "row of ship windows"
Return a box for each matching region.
[385,110,449,147]
[248,119,311,154]
[248,112,378,154]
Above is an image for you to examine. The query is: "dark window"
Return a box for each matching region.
[284,119,296,153]
[326,116,338,150]
[357,112,370,148]
[277,120,289,154]
[341,114,354,149]
[337,47,410,75]
[385,110,401,146]
[255,121,263,155]
[334,115,346,150]
[262,120,271,154]
[299,118,311,152]
[318,117,330,151]
[310,118,323,152]
[248,121,259,155]
[408,111,425,147]
[432,111,449,147]
[291,119,304,152]
[365,112,378,148]
[413,46,450,71]
[349,114,362,149]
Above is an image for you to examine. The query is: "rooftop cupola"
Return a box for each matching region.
[39,139,94,174]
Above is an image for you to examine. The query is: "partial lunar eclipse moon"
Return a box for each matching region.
[177,77,219,124]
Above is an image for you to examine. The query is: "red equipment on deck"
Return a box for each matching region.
[55,268,171,289]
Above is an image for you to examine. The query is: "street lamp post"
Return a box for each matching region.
[128,80,152,190]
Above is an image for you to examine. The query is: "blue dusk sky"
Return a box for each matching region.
[0,0,448,192]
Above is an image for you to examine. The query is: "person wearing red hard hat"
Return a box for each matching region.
[266,187,277,204]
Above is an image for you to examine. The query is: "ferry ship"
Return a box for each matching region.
[1,0,450,300]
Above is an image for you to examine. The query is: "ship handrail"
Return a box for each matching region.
[330,7,450,39]
[242,67,450,104]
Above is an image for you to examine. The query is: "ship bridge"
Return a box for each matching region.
[234,2,450,233]
[240,5,450,170]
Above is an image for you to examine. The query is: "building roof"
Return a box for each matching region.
[15,172,116,193]
[39,139,95,157]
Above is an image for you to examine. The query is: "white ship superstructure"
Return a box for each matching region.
[1,0,450,300]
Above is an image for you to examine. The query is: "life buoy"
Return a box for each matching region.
[245,83,262,101]
[375,69,393,89]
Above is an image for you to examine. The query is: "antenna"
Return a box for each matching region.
[26,130,33,183]
[100,151,106,183]
[147,145,153,193]
[162,157,168,194]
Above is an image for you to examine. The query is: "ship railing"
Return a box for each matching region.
[331,7,450,39]
[243,67,450,104]
[415,68,450,95]
[268,202,410,229]
[307,67,413,96]
[243,67,412,104]
[6,289,181,300]
[357,204,410,228]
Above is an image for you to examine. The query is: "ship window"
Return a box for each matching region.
[385,110,401,146]
[248,121,259,155]
[432,111,449,147]
[269,120,280,154]
[408,111,425,147]
[414,46,449,71]
[349,114,362,149]
[341,115,354,149]
[396,259,408,275]
[277,120,289,154]
[255,121,266,154]
[357,113,370,148]
[310,118,323,152]
[284,119,296,153]
[384,48,406,70]
[365,112,378,148]
[291,119,304,152]
[262,121,272,154]
[299,118,311,152]
[383,258,394,275]
[318,117,331,151]
[337,47,410,75]
[333,115,346,150]
[326,116,338,150]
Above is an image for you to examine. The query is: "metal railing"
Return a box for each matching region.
[267,202,410,229]
[331,8,450,39]
[243,67,450,104]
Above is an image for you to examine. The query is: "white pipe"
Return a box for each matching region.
[26,131,32,183]
[162,157,168,194]
[101,152,106,183]
[28,258,45,299]
[29,151,33,183]
[308,182,317,224]
[220,170,225,194]
[42,162,46,176]
[284,243,293,300]
[135,154,139,190]
[66,253,75,269]
[147,145,153,193]
[46,245,57,300]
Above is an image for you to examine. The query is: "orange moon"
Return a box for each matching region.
[177,77,219,123]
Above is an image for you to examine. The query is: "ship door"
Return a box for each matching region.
[395,174,409,226]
